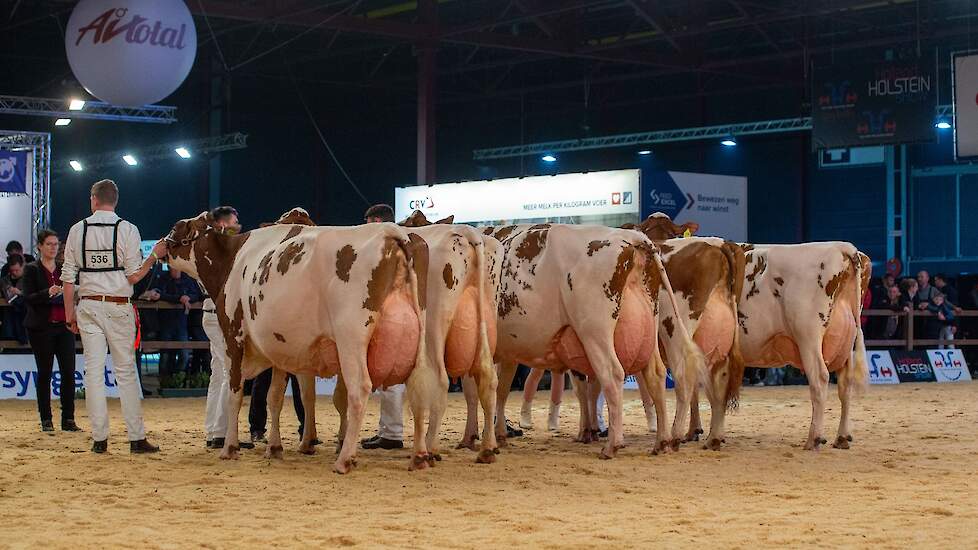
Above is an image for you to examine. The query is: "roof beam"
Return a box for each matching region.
[627,0,681,52]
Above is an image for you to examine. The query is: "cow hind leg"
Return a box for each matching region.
[494,362,518,446]
[800,347,831,451]
[636,376,656,434]
[335,350,371,474]
[570,375,593,443]
[220,387,245,460]
[297,374,318,455]
[264,368,287,460]
[406,353,441,471]
[703,369,727,451]
[834,358,855,449]
[457,375,480,450]
[640,358,672,454]
[578,337,626,459]
[423,357,450,462]
[473,365,499,463]
[686,383,705,443]
[332,374,348,454]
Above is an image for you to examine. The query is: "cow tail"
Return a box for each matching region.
[720,241,747,411]
[651,248,705,403]
[850,252,870,396]
[399,234,430,377]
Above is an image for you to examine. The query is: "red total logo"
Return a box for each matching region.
[75,7,189,49]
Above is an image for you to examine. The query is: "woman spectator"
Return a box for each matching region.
[21,229,79,432]
[881,284,911,339]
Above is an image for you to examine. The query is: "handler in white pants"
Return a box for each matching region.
[62,179,166,454]
[360,204,404,450]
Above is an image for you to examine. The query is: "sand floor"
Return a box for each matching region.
[1,383,977,549]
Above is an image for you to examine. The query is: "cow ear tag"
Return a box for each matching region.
[682,228,692,238]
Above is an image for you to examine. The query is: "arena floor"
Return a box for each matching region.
[1,383,976,549]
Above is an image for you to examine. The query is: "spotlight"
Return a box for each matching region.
[55,119,71,126]
[123,154,138,166]
[721,137,737,147]
[175,147,191,159]
[935,119,952,130]
[68,99,85,111]
[69,160,83,172]
[637,150,652,155]
[541,154,557,162]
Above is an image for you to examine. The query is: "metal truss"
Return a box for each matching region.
[0,95,177,124]
[55,133,249,174]
[0,130,51,249]
[473,105,955,159]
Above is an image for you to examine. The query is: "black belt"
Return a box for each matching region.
[203,309,216,314]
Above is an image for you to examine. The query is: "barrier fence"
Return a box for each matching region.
[2,300,977,352]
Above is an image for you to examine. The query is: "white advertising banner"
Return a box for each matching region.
[641,170,748,241]
[954,53,978,159]
[865,350,900,384]
[927,349,972,383]
[394,169,641,224]
[0,151,33,264]
[0,354,135,400]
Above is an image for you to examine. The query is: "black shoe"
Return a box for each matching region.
[505,419,524,438]
[362,436,404,450]
[62,420,81,432]
[238,440,255,449]
[41,420,54,432]
[130,439,160,454]
[598,428,609,438]
[251,431,267,444]
[92,440,108,453]
[310,438,322,447]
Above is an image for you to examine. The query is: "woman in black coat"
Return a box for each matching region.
[22,229,78,432]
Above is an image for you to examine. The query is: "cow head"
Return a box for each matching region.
[632,213,699,241]
[276,207,316,226]
[164,211,216,278]
[401,210,432,227]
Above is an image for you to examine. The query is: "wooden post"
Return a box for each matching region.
[906,308,914,350]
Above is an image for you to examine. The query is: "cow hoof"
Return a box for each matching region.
[804,437,827,451]
[455,437,478,451]
[333,458,357,474]
[409,453,431,471]
[476,449,496,464]
[650,440,671,456]
[428,453,441,464]
[846,434,853,442]
[598,448,616,460]
[704,438,722,451]
[669,438,682,452]
[334,440,344,455]
[832,435,850,450]
[492,447,501,455]
[264,445,284,460]
[219,446,240,460]
[298,443,316,455]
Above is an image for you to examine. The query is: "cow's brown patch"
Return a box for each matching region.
[603,245,634,319]
[587,240,611,256]
[482,226,495,235]
[737,310,749,334]
[657,242,675,256]
[276,241,306,275]
[492,225,517,242]
[663,316,675,338]
[248,295,258,320]
[363,238,402,312]
[365,316,374,327]
[740,243,755,253]
[566,273,573,291]
[336,244,357,282]
[258,291,264,302]
[442,263,457,289]
[636,215,698,241]
[774,276,785,286]
[746,283,759,300]
[257,250,275,285]
[498,291,522,318]
[773,288,781,298]
[279,226,303,244]
[222,298,246,392]
[274,333,286,343]
[435,215,455,224]
[825,269,847,299]
[405,233,429,310]
[746,254,767,282]
[529,223,551,230]
[659,241,725,320]
[515,228,548,261]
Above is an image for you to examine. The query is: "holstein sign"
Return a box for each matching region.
[65,0,197,106]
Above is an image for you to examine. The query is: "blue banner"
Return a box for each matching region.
[0,151,28,194]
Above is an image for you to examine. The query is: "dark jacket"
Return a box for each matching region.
[21,261,64,331]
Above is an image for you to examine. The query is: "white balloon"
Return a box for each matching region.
[65,0,197,107]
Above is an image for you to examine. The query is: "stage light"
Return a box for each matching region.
[935,119,952,130]
[637,150,652,155]
[542,154,557,162]
[68,99,85,111]
[123,154,138,166]
[721,137,737,147]
[69,160,83,172]
[175,147,191,158]
[55,118,71,126]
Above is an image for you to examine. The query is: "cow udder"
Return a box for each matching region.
[367,290,421,388]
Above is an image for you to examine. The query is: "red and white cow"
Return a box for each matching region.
[641,215,871,450]
[467,223,703,457]
[164,208,437,473]
[629,214,747,450]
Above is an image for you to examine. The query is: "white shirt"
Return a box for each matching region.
[61,210,143,298]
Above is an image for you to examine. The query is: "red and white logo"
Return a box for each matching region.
[611,192,621,205]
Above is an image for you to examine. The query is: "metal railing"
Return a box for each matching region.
[862,308,978,350]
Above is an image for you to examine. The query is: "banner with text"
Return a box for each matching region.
[0,355,135,400]
[813,57,937,148]
[926,349,972,383]
[394,169,640,224]
[866,350,901,384]
[954,53,978,159]
[640,170,748,241]
[0,151,32,265]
